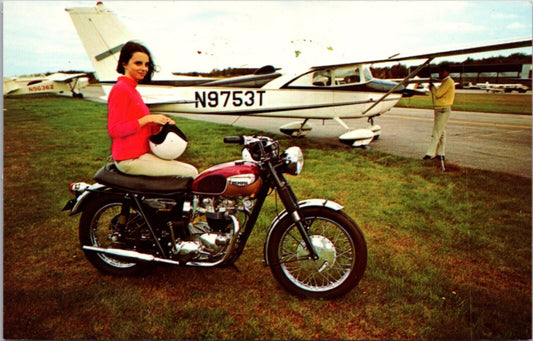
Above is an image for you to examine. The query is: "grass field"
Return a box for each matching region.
[3,95,531,339]
[398,92,532,114]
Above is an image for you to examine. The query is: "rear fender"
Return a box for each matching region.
[66,183,107,215]
[263,199,343,265]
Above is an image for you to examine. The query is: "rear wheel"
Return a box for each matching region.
[266,207,367,299]
[79,195,152,275]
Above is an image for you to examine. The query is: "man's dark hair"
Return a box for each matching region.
[438,62,451,73]
[116,41,156,83]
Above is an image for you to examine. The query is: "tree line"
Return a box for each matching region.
[371,53,531,79]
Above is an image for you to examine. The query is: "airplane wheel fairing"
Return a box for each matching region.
[339,129,374,147]
[280,122,312,137]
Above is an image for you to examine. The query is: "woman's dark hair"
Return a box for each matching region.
[116,41,156,83]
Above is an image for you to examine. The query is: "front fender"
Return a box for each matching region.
[268,199,343,231]
[263,199,344,265]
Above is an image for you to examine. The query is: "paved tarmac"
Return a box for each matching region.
[166,108,532,178]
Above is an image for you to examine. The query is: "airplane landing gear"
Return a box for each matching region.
[337,115,381,148]
[368,116,381,140]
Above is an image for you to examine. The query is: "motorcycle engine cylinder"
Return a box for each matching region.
[206,211,231,232]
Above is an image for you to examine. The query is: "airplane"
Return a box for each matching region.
[465,81,529,93]
[65,2,532,147]
[3,72,89,98]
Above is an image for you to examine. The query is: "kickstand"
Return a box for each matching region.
[228,263,241,273]
[440,158,446,172]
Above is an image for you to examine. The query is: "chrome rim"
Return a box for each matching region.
[90,203,142,268]
[278,217,355,292]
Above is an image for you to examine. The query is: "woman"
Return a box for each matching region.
[108,41,198,177]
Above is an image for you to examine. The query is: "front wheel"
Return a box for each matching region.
[266,207,367,299]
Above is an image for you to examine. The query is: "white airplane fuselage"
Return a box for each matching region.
[142,85,402,119]
[65,3,531,147]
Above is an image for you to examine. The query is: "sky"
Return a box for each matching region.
[3,1,532,77]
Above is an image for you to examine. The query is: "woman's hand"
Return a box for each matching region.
[139,114,175,127]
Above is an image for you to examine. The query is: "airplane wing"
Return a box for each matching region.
[6,88,22,95]
[47,72,88,82]
[316,37,532,117]
[311,37,532,70]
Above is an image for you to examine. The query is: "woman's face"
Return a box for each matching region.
[123,51,150,82]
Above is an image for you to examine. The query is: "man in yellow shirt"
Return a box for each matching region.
[423,63,455,161]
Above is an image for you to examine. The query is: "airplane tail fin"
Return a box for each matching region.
[66,3,135,82]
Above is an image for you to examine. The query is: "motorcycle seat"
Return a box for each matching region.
[94,163,193,194]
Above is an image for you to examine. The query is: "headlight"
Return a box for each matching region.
[242,148,254,161]
[242,138,279,161]
[283,146,304,175]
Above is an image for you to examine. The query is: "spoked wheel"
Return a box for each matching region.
[79,195,151,275]
[266,206,367,299]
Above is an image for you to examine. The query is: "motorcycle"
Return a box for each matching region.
[63,135,367,299]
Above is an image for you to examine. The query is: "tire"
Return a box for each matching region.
[79,194,152,276]
[266,206,367,299]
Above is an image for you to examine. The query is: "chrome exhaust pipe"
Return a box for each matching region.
[82,246,181,265]
[83,214,241,267]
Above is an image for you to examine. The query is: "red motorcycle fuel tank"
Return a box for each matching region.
[192,161,262,197]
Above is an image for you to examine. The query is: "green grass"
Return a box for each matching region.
[4,95,531,339]
[398,92,532,114]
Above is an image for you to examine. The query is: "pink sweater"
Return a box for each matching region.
[108,76,158,161]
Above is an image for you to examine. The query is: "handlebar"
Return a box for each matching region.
[224,135,281,162]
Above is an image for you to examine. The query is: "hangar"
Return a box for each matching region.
[420,63,532,88]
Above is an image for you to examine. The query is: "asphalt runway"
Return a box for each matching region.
[166,108,532,178]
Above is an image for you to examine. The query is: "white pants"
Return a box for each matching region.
[426,107,451,157]
[115,153,198,177]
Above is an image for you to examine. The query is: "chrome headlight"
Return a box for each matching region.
[283,146,304,175]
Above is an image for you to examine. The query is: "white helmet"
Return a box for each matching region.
[149,123,188,160]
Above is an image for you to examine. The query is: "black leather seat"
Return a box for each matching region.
[94,163,193,194]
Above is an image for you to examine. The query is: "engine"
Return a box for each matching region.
[150,159,262,263]
[172,195,255,263]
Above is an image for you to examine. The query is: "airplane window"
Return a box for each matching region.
[344,74,360,84]
[335,67,361,85]
[286,72,314,87]
[312,70,331,86]
[286,70,332,87]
